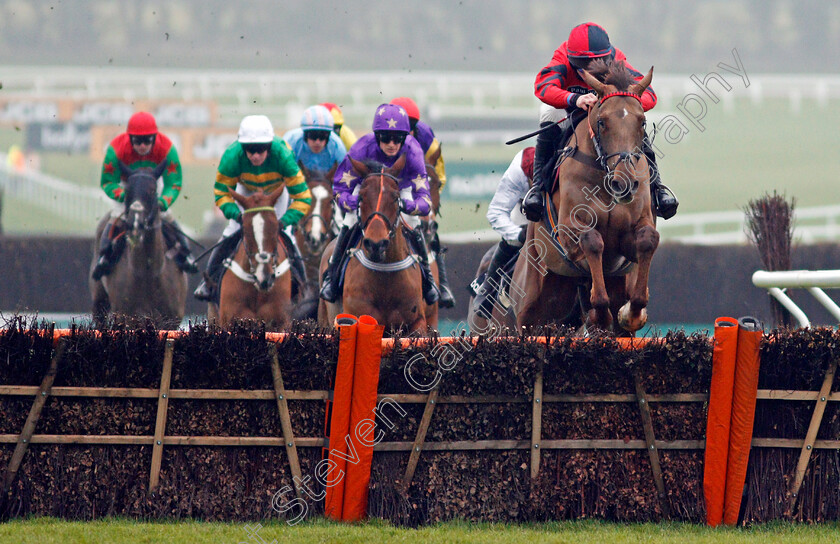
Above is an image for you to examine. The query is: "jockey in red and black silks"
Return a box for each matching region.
[92,111,198,280]
[522,22,679,223]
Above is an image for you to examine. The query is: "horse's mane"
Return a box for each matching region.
[360,159,385,173]
[587,59,635,91]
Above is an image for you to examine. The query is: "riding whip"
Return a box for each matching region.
[505,118,567,145]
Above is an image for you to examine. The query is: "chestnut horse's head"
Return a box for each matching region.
[350,155,406,263]
[228,185,286,291]
[297,161,337,253]
[580,60,653,204]
[119,159,167,243]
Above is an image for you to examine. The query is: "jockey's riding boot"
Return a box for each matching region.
[473,239,520,320]
[91,219,120,281]
[193,231,241,302]
[430,232,455,308]
[644,138,679,220]
[521,121,562,222]
[405,228,440,305]
[319,226,353,303]
[162,220,199,274]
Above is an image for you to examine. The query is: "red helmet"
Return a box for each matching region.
[567,22,614,60]
[127,111,158,136]
[390,97,420,121]
[320,102,344,126]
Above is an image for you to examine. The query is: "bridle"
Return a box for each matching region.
[587,91,646,173]
[125,172,161,237]
[360,172,400,239]
[240,205,279,275]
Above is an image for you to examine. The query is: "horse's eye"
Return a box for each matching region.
[597,119,606,130]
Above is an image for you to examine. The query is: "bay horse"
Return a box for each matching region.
[317,155,438,333]
[507,60,659,335]
[293,162,337,320]
[216,186,293,331]
[89,160,187,329]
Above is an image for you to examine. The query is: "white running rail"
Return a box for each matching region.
[441,205,840,245]
[0,163,112,226]
[752,270,840,328]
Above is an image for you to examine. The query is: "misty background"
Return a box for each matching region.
[0,0,834,73]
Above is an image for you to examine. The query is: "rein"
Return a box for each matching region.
[243,206,276,215]
[360,172,400,238]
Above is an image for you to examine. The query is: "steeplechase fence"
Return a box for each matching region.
[0,319,838,525]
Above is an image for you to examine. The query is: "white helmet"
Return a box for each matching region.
[300,105,334,132]
[539,103,564,125]
[238,115,275,143]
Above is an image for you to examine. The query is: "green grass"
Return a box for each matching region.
[2,97,838,237]
[0,518,838,544]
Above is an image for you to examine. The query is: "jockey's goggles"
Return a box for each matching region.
[304,130,330,142]
[241,143,271,155]
[376,131,406,145]
[130,135,156,146]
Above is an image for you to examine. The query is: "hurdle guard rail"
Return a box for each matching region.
[752,269,840,328]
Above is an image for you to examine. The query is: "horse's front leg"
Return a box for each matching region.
[618,224,659,332]
[579,229,612,330]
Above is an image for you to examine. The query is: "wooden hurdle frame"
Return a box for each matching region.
[1,332,838,519]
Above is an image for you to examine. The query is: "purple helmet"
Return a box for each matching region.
[372,103,410,133]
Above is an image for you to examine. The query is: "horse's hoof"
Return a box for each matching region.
[618,303,647,331]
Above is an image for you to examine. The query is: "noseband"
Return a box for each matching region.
[360,172,400,239]
[587,92,645,173]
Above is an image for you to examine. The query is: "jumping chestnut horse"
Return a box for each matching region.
[217,186,293,331]
[318,156,438,333]
[509,60,659,334]
[89,160,187,329]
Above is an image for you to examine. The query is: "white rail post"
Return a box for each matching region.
[752,270,840,328]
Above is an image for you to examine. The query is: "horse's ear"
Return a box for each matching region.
[118,160,133,178]
[629,66,654,97]
[152,159,169,180]
[228,187,248,207]
[267,184,286,207]
[327,162,338,181]
[388,153,407,176]
[580,69,606,96]
[349,156,369,177]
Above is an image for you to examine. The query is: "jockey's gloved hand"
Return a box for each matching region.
[221,202,242,222]
[344,194,359,210]
[157,197,169,212]
[402,199,417,214]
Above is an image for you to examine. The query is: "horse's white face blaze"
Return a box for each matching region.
[251,214,273,287]
[308,185,330,243]
[128,200,145,239]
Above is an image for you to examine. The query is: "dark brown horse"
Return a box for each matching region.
[89,160,187,329]
[318,156,438,333]
[293,162,337,320]
[508,60,659,334]
[217,186,293,331]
